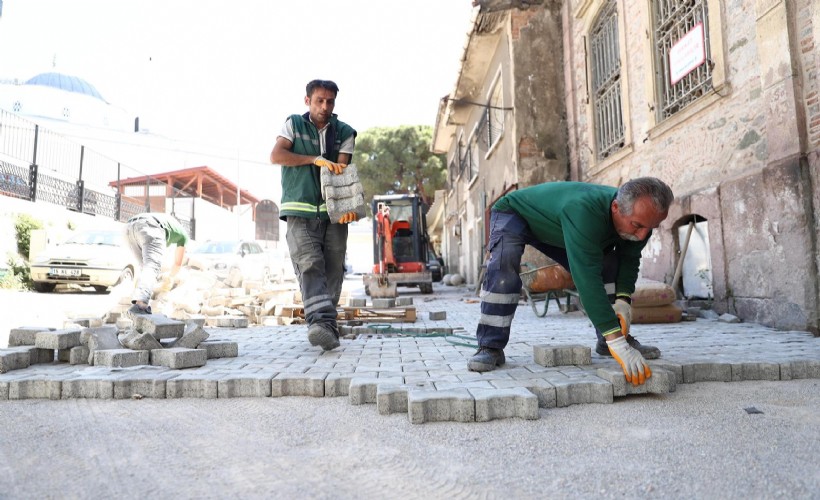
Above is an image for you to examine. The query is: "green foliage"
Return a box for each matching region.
[352,125,446,211]
[1,254,31,290]
[14,213,43,258]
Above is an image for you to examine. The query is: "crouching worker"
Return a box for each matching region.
[125,212,189,316]
[469,177,674,386]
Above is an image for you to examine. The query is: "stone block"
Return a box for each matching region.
[533,344,591,367]
[552,378,613,407]
[68,317,104,328]
[780,360,820,380]
[348,298,367,307]
[120,331,163,351]
[7,346,53,364]
[206,316,249,328]
[349,376,403,405]
[428,311,446,321]
[470,387,539,422]
[376,384,413,415]
[596,367,676,397]
[372,298,396,308]
[115,317,134,332]
[396,297,414,306]
[88,328,123,364]
[8,379,61,400]
[271,373,326,397]
[8,327,53,346]
[69,346,90,365]
[166,376,219,398]
[94,349,150,368]
[647,360,684,384]
[731,362,781,381]
[492,378,556,408]
[133,315,185,338]
[218,376,274,398]
[407,388,475,424]
[114,375,173,399]
[35,328,82,350]
[197,341,239,359]
[0,349,31,373]
[151,348,207,369]
[185,316,207,328]
[61,378,114,399]
[172,323,210,349]
[325,374,355,397]
[682,362,733,383]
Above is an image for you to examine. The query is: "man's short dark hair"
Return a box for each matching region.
[617,177,674,215]
[306,79,339,97]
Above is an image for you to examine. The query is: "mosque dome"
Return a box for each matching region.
[24,72,105,102]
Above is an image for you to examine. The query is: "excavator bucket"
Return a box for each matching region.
[369,280,397,299]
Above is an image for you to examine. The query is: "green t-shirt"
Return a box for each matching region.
[494,182,647,335]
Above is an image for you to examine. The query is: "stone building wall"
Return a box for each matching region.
[566,0,819,333]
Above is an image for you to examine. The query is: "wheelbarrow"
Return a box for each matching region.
[519,264,577,317]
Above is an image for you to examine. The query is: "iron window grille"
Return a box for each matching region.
[652,0,712,121]
[590,0,625,160]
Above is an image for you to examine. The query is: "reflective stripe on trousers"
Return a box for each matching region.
[476,210,620,349]
[285,216,348,336]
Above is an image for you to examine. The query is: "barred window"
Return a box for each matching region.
[652,0,712,120]
[590,0,624,160]
[469,136,479,181]
[487,79,504,149]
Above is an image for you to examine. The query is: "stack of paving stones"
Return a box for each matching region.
[1,286,818,424]
[0,314,239,399]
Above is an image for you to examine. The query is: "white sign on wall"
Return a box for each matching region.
[669,22,706,85]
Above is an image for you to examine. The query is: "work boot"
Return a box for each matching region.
[596,334,661,360]
[308,324,340,351]
[467,347,506,372]
[126,303,152,320]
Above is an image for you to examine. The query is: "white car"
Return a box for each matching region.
[29,229,137,293]
[187,240,276,282]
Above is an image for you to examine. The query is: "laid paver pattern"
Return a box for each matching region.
[1,283,818,424]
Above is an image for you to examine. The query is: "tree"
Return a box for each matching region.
[352,125,446,211]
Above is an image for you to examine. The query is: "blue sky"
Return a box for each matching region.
[0,0,476,157]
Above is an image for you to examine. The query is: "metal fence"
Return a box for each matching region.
[0,108,193,236]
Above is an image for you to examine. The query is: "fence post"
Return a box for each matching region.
[115,162,122,221]
[29,124,39,201]
[75,145,85,213]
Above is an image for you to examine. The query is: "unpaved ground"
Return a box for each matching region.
[0,379,817,499]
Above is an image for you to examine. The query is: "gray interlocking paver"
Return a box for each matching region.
[1,284,819,424]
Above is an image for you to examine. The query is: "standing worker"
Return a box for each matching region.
[125,212,189,316]
[469,178,674,386]
[269,79,358,351]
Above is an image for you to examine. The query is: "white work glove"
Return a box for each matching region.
[613,298,632,335]
[313,156,346,175]
[606,335,651,385]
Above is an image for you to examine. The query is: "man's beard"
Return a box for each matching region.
[618,232,641,242]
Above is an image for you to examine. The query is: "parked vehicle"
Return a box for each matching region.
[187,240,276,282]
[0,172,29,200]
[29,229,137,293]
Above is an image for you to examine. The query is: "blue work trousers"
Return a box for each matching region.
[286,216,348,336]
[476,210,618,349]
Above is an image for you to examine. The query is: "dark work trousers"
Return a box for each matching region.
[476,210,618,350]
[286,216,348,336]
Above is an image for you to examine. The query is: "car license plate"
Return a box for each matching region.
[50,267,82,277]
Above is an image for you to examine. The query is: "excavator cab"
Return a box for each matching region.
[364,194,434,296]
